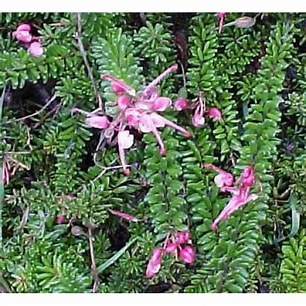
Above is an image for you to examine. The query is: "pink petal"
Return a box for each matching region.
[164,242,178,254]
[118,130,134,149]
[192,114,205,127]
[125,108,141,127]
[152,97,171,111]
[152,113,191,137]
[85,115,110,129]
[207,107,222,120]
[117,130,134,175]
[146,248,164,278]
[214,173,234,190]
[117,95,130,110]
[175,231,190,244]
[28,41,43,57]
[179,246,196,264]
[109,209,139,222]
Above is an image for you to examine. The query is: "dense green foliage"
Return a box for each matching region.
[0,13,305,293]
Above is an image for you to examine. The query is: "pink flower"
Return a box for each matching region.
[152,97,171,111]
[13,23,32,43]
[28,41,43,57]
[85,115,110,129]
[109,209,139,222]
[207,107,222,121]
[179,246,196,264]
[146,248,164,278]
[210,188,258,230]
[206,164,259,229]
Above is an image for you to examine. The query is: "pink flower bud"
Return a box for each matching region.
[179,246,195,264]
[146,248,164,278]
[28,41,43,57]
[152,97,171,111]
[85,115,110,129]
[207,107,222,121]
[117,95,130,110]
[175,231,190,244]
[174,98,189,111]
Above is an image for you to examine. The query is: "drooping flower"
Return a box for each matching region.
[13,23,44,57]
[147,230,195,277]
[205,164,258,229]
[210,188,258,230]
[146,248,164,278]
[73,65,192,175]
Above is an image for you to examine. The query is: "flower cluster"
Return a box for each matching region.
[146,231,195,278]
[204,163,258,230]
[72,65,192,175]
[13,23,43,57]
[174,93,222,127]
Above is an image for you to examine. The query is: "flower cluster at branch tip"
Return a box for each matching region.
[146,231,195,278]
[13,23,43,57]
[174,94,222,126]
[72,64,192,175]
[204,164,258,230]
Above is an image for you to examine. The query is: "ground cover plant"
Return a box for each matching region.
[0,12,305,293]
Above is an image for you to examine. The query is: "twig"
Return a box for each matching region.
[0,85,6,249]
[7,94,57,124]
[75,13,103,112]
[87,225,100,293]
